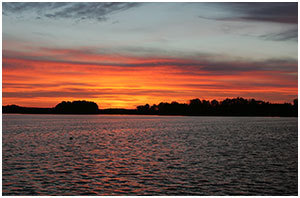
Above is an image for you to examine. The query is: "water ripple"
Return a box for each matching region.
[3,115,298,195]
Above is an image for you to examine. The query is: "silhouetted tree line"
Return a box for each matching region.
[99,108,137,115]
[2,105,53,114]
[54,100,99,114]
[136,97,298,117]
[2,98,298,117]
[3,100,99,114]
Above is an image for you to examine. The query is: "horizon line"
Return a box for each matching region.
[3,97,298,109]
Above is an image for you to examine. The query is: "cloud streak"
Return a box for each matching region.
[260,28,298,41]
[3,46,297,108]
[200,2,298,24]
[2,2,298,108]
[3,87,183,99]
[3,47,297,74]
[3,2,140,22]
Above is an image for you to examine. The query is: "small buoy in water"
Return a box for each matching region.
[69,137,73,140]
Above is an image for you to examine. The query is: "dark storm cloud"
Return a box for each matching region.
[201,2,298,24]
[3,2,140,21]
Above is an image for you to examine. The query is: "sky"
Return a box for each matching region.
[2,2,298,109]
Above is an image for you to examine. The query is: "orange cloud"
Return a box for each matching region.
[3,45,298,108]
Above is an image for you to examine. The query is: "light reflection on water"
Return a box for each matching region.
[2,114,298,195]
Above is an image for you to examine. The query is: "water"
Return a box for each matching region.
[2,114,298,195]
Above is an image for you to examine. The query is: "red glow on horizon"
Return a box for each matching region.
[3,45,298,109]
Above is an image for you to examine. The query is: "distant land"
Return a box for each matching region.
[3,97,298,117]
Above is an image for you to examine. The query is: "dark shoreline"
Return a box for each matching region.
[3,97,298,117]
[2,113,297,117]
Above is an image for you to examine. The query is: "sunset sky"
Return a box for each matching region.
[2,2,298,109]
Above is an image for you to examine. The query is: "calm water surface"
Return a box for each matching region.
[2,114,298,195]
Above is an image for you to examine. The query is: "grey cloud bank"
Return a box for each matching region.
[3,2,140,21]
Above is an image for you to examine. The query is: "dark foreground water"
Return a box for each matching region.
[2,114,298,195]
